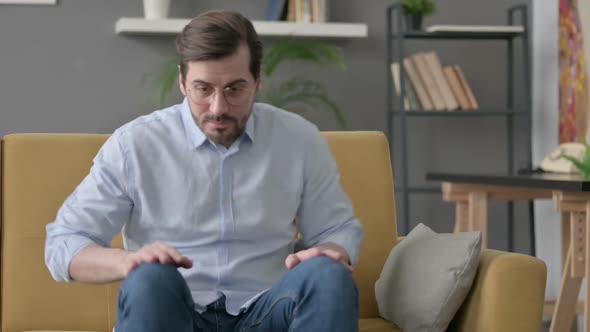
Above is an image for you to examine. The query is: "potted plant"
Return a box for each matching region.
[560,139,590,178]
[143,0,171,19]
[259,38,348,129]
[401,0,436,31]
[146,38,348,129]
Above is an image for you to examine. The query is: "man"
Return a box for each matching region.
[45,10,363,332]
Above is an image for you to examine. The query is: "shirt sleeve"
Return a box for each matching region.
[44,131,133,282]
[296,127,364,265]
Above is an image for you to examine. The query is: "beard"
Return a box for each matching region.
[200,113,247,147]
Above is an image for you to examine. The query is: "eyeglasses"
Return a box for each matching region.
[188,83,253,106]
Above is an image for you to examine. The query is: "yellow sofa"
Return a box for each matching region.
[0,132,546,332]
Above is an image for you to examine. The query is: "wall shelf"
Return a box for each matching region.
[115,18,368,38]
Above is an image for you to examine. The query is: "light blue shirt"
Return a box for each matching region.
[45,99,363,315]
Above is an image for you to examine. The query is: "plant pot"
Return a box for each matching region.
[143,0,171,19]
[405,14,423,31]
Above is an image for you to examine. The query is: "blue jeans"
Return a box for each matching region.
[114,256,358,332]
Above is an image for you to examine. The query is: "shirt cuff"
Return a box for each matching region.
[318,227,363,266]
[45,233,96,282]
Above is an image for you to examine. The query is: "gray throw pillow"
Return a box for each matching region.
[375,223,481,332]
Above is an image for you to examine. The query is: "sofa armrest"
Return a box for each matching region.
[449,248,547,332]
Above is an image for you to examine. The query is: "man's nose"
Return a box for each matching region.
[209,90,228,115]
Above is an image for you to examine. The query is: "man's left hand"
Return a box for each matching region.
[285,242,353,272]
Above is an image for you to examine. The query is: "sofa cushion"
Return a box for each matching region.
[374,223,481,332]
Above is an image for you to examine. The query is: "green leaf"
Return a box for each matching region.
[581,137,590,166]
[561,153,590,177]
[263,39,345,77]
[260,38,349,128]
[260,78,348,129]
[401,0,436,16]
[144,55,179,107]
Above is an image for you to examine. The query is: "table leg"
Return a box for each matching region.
[550,245,583,332]
[455,201,469,233]
[585,203,590,332]
[563,212,579,332]
[468,191,488,248]
[564,212,571,271]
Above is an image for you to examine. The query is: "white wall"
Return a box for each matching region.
[532,0,559,305]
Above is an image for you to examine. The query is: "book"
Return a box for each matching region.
[423,51,458,111]
[453,65,479,109]
[403,57,432,110]
[310,0,328,23]
[411,52,446,110]
[391,63,420,110]
[443,66,471,110]
[287,0,296,21]
[311,0,320,22]
[404,71,421,110]
[425,25,524,33]
[301,0,311,23]
[391,63,411,110]
[265,0,288,21]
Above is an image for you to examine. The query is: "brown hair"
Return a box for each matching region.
[176,10,263,82]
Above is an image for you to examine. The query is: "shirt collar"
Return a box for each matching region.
[181,98,257,149]
[243,107,256,143]
[181,98,207,149]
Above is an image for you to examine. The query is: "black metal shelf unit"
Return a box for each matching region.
[385,3,532,252]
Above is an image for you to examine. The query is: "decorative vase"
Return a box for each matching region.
[143,0,171,19]
[405,14,423,31]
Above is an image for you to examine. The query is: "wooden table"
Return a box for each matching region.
[426,172,590,332]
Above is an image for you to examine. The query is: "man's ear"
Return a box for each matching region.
[255,76,263,95]
[178,66,187,96]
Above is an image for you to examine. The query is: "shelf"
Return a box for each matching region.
[386,3,531,237]
[390,109,526,116]
[394,187,441,193]
[115,18,368,38]
[393,30,524,40]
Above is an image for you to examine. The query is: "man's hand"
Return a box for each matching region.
[285,242,353,272]
[121,242,193,277]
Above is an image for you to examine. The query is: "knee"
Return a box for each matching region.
[116,263,195,328]
[297,256,357,294]
[120,263,188,302]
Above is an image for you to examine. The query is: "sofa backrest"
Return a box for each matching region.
[1,134,117,332]
[0,131,398,331]
[322,132,398,318]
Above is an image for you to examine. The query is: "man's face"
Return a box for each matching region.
[179,44,259,148]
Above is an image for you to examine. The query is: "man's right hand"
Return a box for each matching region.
[69,242,192,283]
[121,242,193,277]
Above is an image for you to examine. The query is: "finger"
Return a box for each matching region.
[294,247,323,262]
[285,254,301,270]
[136,250,155,263]
[155,242,184,263]
[138,247,162,264]
[178,256,193,268]
[294,248,354,273]
[319,249,345,263]
[155,250,175,265]
[320,249,354,272]
[144,245,170,264]
[154,242,192,267]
